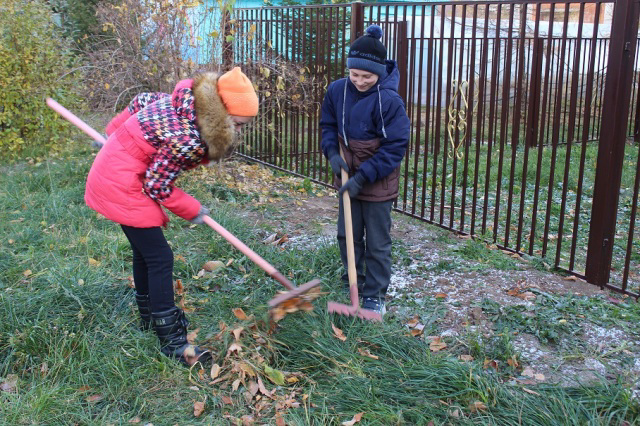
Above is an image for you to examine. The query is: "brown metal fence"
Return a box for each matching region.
[228,1,640,296]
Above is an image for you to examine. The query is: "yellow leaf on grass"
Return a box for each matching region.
[203,260,224,272]
[331,323,347,341]
[88,258,100,266]
[233,308,248,320]
[342,412,364,425]
[264,365,286,385]
[469,401,487,412]
[211,363,222,379]
[23,270,33,277]
[193,400,205,417]
[459,354,474,362]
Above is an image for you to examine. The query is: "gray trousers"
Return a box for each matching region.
[337,198,393,299]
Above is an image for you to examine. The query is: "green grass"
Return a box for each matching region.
[1,143,639,424]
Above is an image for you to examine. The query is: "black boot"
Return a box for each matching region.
[135,293,151,330]
[151,307,211,366]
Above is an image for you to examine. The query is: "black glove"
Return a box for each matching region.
[338,172,367,198]
[328,149,349,176]
[189,206,210,224]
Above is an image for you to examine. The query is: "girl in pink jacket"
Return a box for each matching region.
[85,68,259,365]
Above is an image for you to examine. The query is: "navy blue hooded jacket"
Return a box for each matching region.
[320,60,410,199]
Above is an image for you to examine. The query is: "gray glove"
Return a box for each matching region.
[327,148,349,176]
[189,206,210,224]
[338,172,367,198]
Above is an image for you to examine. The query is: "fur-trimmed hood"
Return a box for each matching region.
[192,72,237,161]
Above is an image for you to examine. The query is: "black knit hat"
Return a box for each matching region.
[347,25,387,77]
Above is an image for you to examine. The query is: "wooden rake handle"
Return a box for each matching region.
[202,215,295,291]
[340,147,360,309]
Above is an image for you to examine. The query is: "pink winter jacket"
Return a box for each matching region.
[85,73,237,228]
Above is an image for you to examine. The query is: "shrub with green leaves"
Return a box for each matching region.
[0,0,82,159]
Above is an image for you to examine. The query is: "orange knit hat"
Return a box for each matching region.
[217,67,259,117]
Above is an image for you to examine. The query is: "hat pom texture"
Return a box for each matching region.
[365,24,383,40]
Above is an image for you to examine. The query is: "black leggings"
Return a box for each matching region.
[121,225,175,312]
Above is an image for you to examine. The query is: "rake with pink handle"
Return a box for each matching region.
[46,97,321,309]
[46,98,106,146]
[202,216,321,307]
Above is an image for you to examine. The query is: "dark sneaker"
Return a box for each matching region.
[361,297,386,316]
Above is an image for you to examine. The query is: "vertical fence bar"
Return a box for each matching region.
[586,0,640,286]
[542,3,570,258]
[556,3,586,268]
[505,3,528,248]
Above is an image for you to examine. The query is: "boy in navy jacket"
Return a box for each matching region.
[320,25,410,315]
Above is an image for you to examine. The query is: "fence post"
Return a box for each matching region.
[351,1,364,42]
[585,0,640,286]
[397,21,409,106]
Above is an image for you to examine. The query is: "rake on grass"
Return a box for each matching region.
[326,147,383,322]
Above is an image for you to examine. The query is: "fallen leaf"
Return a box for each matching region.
[88,258,100,266]
[187,328,199,344]
[257,377,271,397]
[23,269,33,277]
[262,233,278,244]
[522,387,540,396]
[459,354,474,362]
[522,367,535,378]
[563,275,578,281]
[342,412,364,425]
[211,363,222,379]
[203,260,225,272]
[435,293,448,299]
[264,365,286,386]
[331,323,347,341]
[232,379,241,391]
[241,415,255,425]
[483,359,499,370]
[227,343,242,355]
[233,308,248,320]
[77,385,90,392]
[469,401,487,412]
[174,279,184,295]
[275,234,289,245]
[410,324,425,337]
[275,413,286,426]
[194,400,205,417]
[221,395,233,405]
[507,357,520,368]
[406,315,420,328]
[232,327,244,341]
[248,381,259,396]
[0,374,18,392]
[357,347,379,360]
[86,394,104,403]
[429,337,447,352]
[534,373,545,381]
[128,416,141,424]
